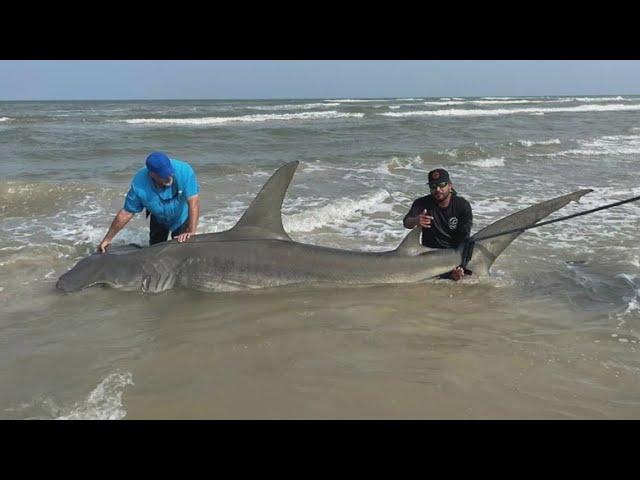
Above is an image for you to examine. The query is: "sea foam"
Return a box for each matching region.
[283,189,392,233]
[462,157,506,168]
[56,371,134,420]
[380,103,640,118]
[125,111,364,125]
[530,134,640,157]
[517,139,561,147]
[247,102,341,110]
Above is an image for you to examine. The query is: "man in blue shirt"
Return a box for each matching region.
[97,152,201,253]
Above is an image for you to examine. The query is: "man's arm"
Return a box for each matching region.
[187,194,200,233]
[98,209,135,253]
[404,201,433,229]
[450,202,473,281]
[176,194,200,243]
[454,202,473,244]
[404,214,419,229]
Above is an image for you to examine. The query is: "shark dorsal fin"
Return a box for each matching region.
[229,161,299,241]
[394,226,430,256]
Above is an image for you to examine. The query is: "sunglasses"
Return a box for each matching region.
[429,182,450,190]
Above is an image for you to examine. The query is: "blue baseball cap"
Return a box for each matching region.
[145,152,175,179]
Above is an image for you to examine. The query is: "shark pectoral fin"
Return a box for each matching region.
[394,226,430,256]
[228,161,299,241]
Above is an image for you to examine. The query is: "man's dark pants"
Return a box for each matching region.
[149,215,189,246]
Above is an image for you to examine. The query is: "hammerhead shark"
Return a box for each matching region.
[56,161,591,293]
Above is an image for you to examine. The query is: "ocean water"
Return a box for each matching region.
[1,96,640,419]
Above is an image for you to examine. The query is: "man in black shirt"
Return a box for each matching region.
[403,168,473,281]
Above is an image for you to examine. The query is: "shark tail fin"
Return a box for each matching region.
[468,189,593,274]
[228,161,299,241]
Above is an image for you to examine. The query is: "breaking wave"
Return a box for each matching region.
[283,189,393,233]
[528,134,640,157]
[379,103,640,118]
[373,155,426,177]
[124,111,365,125]
[461,157,506,168]
[247,102,341,110]
[517,138,561,147]
[325,98,387,103]
[423,101,467,106]
[573,96,626,102]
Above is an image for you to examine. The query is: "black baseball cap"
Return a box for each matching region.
[428,168,451,186]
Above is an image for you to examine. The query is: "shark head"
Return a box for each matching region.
[56,245,148,292]
[56,252,111,292]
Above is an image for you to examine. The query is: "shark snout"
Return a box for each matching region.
[56,271,86,292]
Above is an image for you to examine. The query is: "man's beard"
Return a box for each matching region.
[435,190,450,203]
[154,178,173,188]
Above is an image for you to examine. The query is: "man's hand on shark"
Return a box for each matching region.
[451,267,465,281]
[97,239,111,253]
[176,232,195,243]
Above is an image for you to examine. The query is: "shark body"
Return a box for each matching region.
[56,161,591,293]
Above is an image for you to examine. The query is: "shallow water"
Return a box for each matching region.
[1,96,639,419]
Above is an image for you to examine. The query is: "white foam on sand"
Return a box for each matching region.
[379,103,640,118]
[55,371,134,420]
[124,111,364,125]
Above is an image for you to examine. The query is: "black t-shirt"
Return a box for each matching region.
[403,193,473,249]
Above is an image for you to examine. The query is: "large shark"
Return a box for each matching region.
[56,161,591,293]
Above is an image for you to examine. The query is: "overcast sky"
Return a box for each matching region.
[1,60,639,100]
